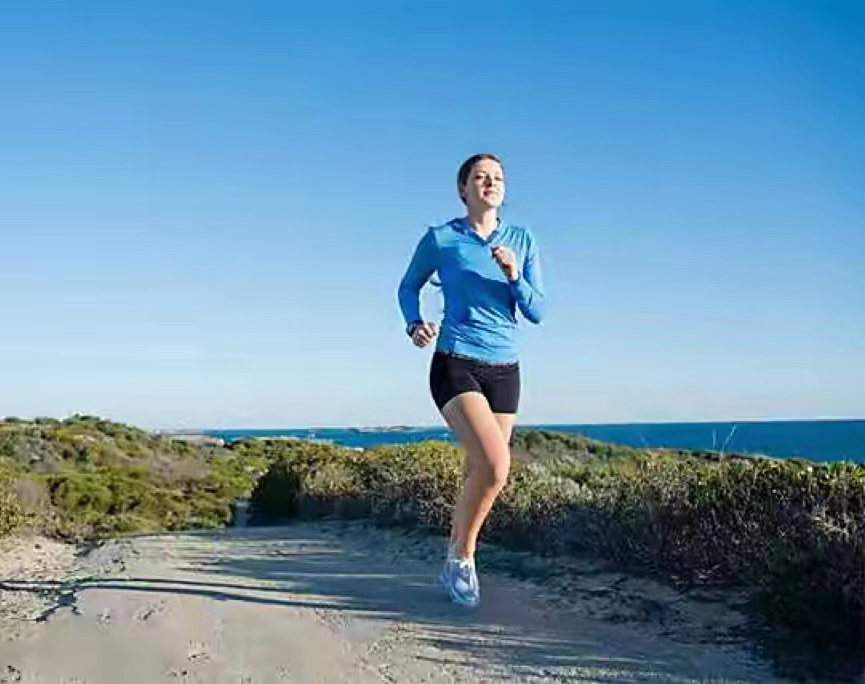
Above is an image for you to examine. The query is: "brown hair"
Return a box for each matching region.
[457,153,503,204]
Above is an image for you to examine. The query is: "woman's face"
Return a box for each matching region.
[461,158,505,210]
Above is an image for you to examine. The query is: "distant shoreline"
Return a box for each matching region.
[155,416,864,435]
[153,418,865,463]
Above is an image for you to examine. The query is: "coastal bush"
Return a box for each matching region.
[511,429,643,462]
[0,418,264,540]
[0,473,24,537]
[215,437,286,496]
[2,417,861,675]
[249,440,465,526]
[248,435,864,675]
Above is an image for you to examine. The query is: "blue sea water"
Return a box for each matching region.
[208,419,865,464]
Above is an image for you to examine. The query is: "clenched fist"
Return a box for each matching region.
[491,245,519,282]
[411,321,438,347]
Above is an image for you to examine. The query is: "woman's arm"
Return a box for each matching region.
[510,233,545,324]
[397,228,437,330]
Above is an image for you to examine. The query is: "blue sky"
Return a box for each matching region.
[1,1,862,429]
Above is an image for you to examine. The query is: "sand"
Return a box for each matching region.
[0,521,798,683]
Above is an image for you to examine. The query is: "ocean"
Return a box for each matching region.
[208,419,865,464]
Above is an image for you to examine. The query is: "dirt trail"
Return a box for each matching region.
[0,521,795,683]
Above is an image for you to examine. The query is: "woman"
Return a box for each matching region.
[397,153,546,607]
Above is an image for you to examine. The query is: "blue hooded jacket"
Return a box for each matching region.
[398,217,545,364]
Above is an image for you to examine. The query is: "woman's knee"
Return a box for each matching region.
[472,446,511,490]
[489,457,510,490]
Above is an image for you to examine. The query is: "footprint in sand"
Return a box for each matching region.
[133,601,166,622]
[187,641,211,664]
[0,665,22,683]
[312,606,349,632]
[165,642,211,680]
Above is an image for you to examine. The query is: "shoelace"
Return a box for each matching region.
[454,560,476,588]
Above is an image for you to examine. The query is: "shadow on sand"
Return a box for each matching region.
[4,523,859,683]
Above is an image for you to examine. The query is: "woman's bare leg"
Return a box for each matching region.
[493,413,516,444]
[442,392,513,559]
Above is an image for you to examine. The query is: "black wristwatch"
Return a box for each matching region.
[406,320,423,337]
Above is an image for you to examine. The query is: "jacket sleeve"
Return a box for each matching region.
[397,228,437,326]
[510,231,545,324]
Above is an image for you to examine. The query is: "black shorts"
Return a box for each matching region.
[429,351,521,414]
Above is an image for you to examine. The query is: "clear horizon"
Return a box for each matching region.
[5,412,862,433]
[201,416,862,432]
[2,2,863,430]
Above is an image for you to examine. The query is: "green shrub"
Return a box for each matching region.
[250,442,368,520]
[248,433,864,675]
[0,477,24,537]
[0,417,264,540]
[2,416,861,676]
[512,429,643,462]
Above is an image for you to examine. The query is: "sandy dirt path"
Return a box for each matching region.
[0,521,795,683]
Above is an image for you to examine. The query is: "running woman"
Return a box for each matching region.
[397,153,546,607]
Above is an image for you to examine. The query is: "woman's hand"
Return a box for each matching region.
[491,245,519,282]
[412,321,438,347]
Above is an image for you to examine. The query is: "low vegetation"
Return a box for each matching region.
[250,429,865,680]
[1,416,861,679]
[0,415,268,540]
